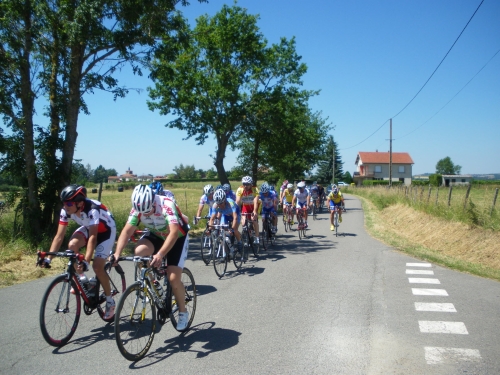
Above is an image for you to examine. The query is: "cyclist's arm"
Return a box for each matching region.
[113,222,137,261]
[150,223,179,268]
[195,204,204,218]
[48,223,67,253]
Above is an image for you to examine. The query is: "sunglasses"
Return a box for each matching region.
[63,201,75,207]
[243,183,252,187]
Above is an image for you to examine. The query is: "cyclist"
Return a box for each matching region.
[193,184,215,225]
[149,181,175,201]
[292,181,310,228]
[210,189,243,258]
[279,180,289,196]
[112,184,191,330]
[259,183,278,233]
[318,184,326,202]
[45,185,117,320]
[309,183,320,212]
[280,183,295,224]
[235,176,260,244]
[327,186,345,230]
[222,183,236,201]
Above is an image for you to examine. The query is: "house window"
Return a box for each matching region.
[461,179,466,183]
[374,166,382,173]
[451,179,456,183]
[399,178,404,182]
[398,166,405,173]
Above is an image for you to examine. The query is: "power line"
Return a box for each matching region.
[391,0,485,119]
[395,47,500,140]
[339,120,389,151]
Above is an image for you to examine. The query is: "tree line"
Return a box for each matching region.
[0,1,334,246]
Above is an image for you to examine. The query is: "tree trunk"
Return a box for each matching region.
[251,138,259,183]
[214,133,229,184]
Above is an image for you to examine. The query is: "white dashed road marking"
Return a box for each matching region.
[408,278,441,284]
[406,269,434,275]
[414,302,457,312]
[412,288,449,296]
[424,347,482,365]
[419,321,469,334]
[406,262,432,267]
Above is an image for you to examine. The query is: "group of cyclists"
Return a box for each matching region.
[40,176,346,332]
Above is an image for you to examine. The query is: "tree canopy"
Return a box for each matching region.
[436,156,461,175]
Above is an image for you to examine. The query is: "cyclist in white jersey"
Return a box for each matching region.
[194,184,215,224]
[292,181,311,228]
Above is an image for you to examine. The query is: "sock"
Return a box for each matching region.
[106,295,115,304]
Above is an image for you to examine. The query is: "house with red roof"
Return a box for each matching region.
[354,151,414,185]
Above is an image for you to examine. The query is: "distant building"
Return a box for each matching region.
[441,175,473,187]
[354,151,414,186]
[107,167,139,183]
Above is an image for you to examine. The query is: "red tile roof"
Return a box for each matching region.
[356,152,414,164]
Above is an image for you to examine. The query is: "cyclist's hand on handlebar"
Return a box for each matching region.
[77,260,90,272]
[150,253,163,268]
[193,216,201,225]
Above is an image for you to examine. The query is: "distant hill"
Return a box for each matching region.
[414,173,500,180]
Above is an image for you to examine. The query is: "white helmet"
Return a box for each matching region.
[203,184,214,195]
[260,184,270,193]
[242,176,253,185]
[213,189,226,204]
[132,184,154,213]
[287,183,293,189]
[297,182,305,188]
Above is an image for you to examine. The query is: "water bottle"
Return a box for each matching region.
[87,277,97,297]
[153,280,164,298]
[79,274,89,289]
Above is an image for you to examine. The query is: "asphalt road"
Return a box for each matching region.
[1,195,499,375]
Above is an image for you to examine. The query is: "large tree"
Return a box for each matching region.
[315,136,343,183]
[149,4,318,184]
[436,156,461,175]
[0,0,203,244]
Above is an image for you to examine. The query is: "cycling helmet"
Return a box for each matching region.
[215,184,223,191]
[203,184,214,195]
[149,181,164,195]
[287,183,293,189]
[131,184,154,213]
[333,188,339,195]
[222,183,231,192]
[60,185,86,202]
[242,176,253,185]
[269,185,275,191]
[213,189,226,204]
[297,181,305,188]
[283,180,288,185]
[260,184,270,194]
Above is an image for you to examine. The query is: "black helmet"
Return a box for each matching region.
[60,185,87,202]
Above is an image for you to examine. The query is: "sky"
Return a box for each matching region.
[71,0,499,177]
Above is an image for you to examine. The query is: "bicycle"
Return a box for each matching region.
[114,256,197,361]
[282,203,294,232]
[196,215,218,265]
[210,223,244,278]
[36,250,126,347]
[296,206,308,240]
[311,199,319,220]
[241,212,260,257]
[330,205,341,237]
[261,212,276,250]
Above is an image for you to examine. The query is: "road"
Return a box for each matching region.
[1,195,499,375]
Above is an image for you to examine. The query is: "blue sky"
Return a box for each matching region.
[73,0,499,177]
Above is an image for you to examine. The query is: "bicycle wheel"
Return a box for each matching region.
[313,204,317,220]
[213,238,228,278]
[335,211,339,237]
[114,282,156,362]
[200,231,213,265]
[233,241,245,269]
[97,263,126,322]
[241,230,251,262]
[40,275,81,347]
[170,267,197,332]
[261,221,268,251]
[250,230,260,257]
[298,217,303,240]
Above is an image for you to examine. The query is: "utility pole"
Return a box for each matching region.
[332,135,335,185]
[389,118,393,187]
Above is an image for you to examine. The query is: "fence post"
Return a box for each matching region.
[98,181,103,202]
[185,190,187,213]
[447,186,453,207]
[405,186,408,197]
[435,186,439,206]
[491,188,499,216]
[420,186,424,202]
[463,184,471,211]
[427,186,432,203]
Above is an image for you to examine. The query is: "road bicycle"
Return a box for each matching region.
[282,203,294,232]
[210,222,245,278]
[197,215,218,265]
[36,250,126,347]
[296,206,308,240]
[330,205,341,237]
[241,212,260,257]
[114,256,197,361]
[261,212,276,250]
[311,199,319,220]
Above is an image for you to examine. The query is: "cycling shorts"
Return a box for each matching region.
[73,226,116,259]
[241,205,255,214]
[261,207,276,217]
[329,202,342,209]
[221,214,239,225]
[141,232,189,268]
[296,201,307,209]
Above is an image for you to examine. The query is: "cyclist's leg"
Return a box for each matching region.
[67,228,87,275]
[166,235,189,314]
[92,227,116,297]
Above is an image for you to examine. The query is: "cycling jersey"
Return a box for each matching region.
[310,186,319,199]
[236,185,259,214]
[282,189,294,204]
[328,191,343,204]
[59,198,116,258]
[199,193,215,216]
[294,188,309,204]
[127,195,189,239]
[213,198,241,224]
[226,190,236,201]
[259,191,277,209]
